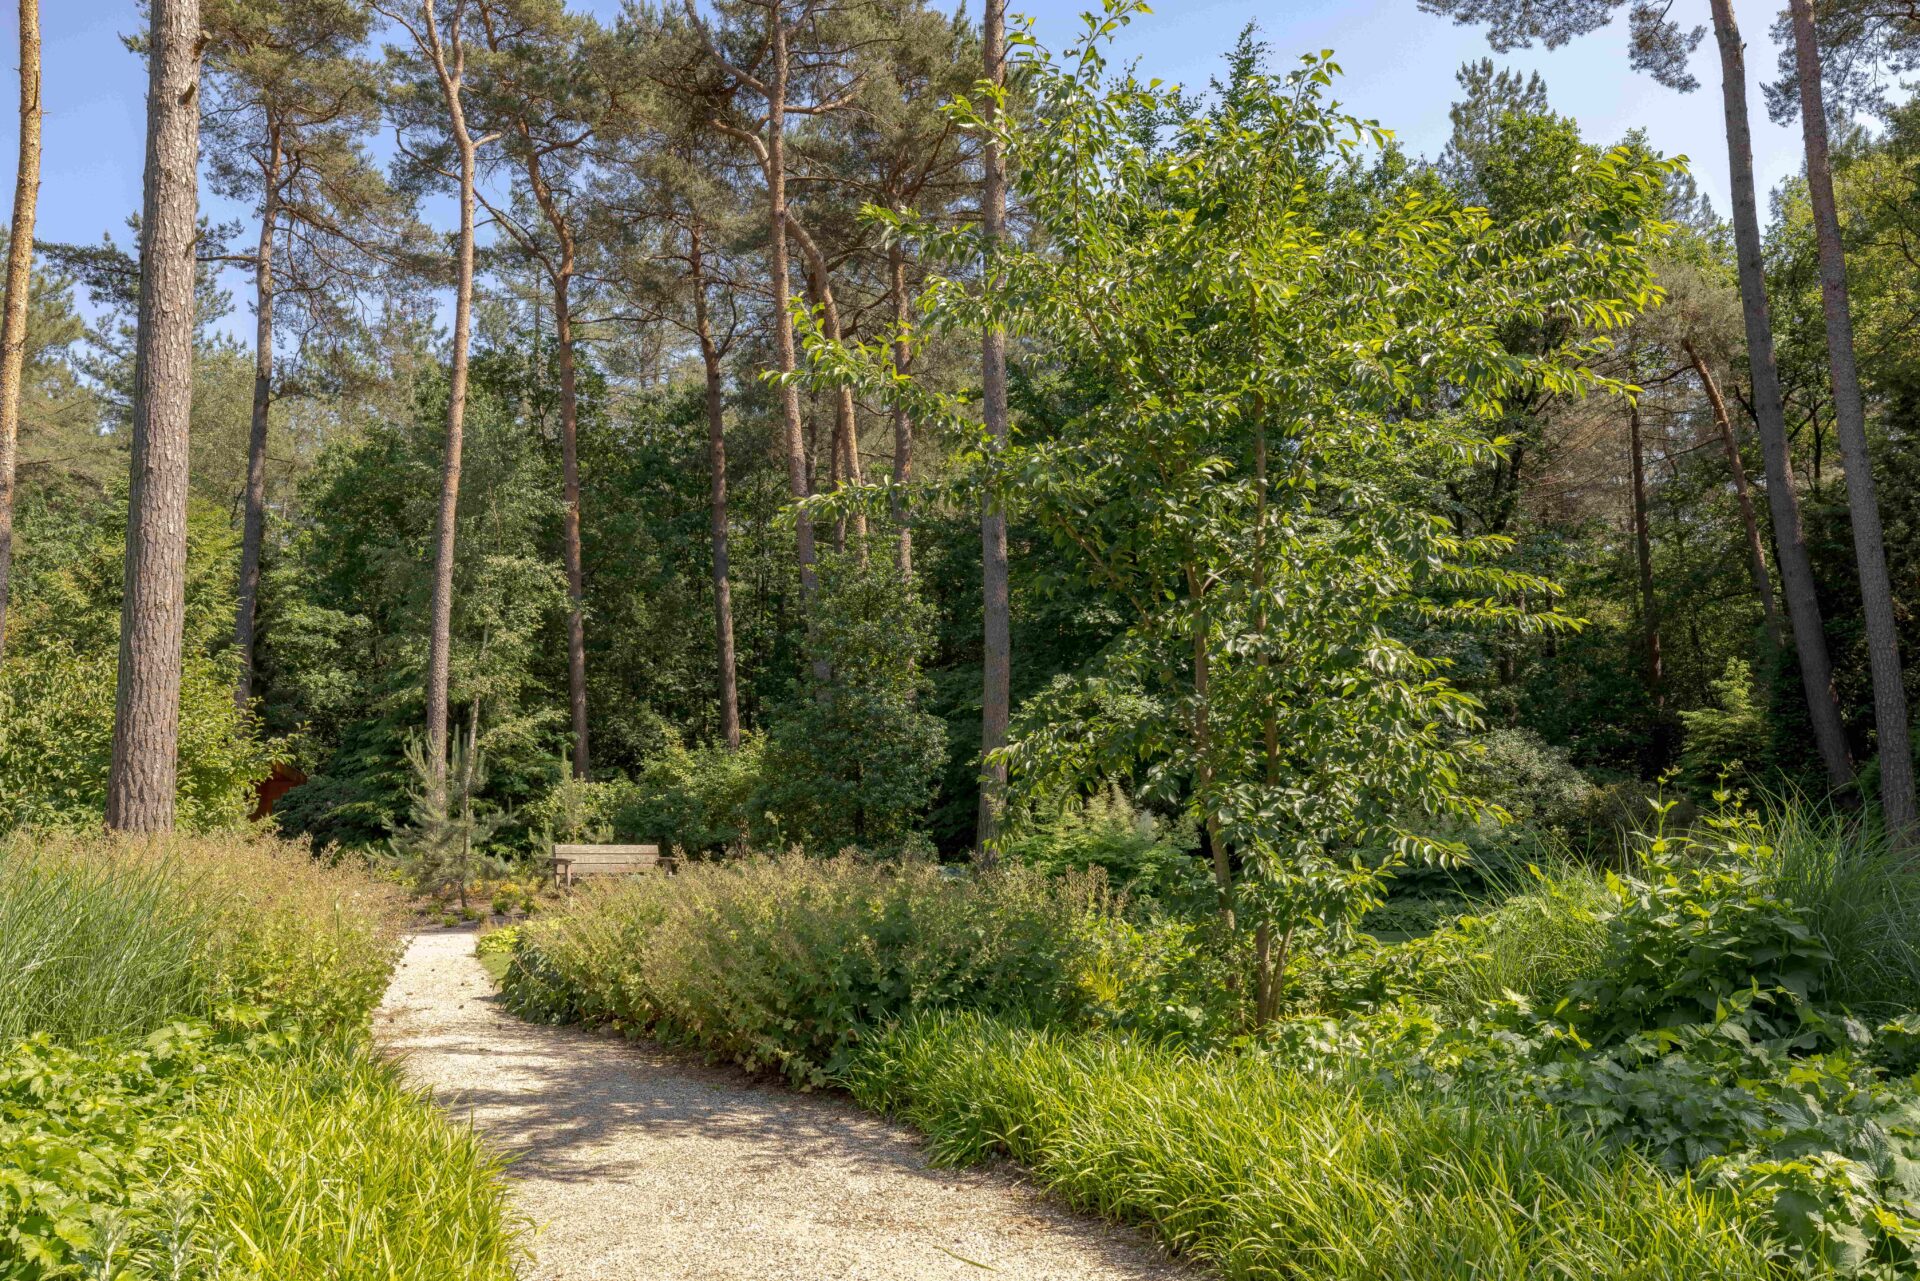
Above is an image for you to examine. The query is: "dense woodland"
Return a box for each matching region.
[14,0,1920,1276]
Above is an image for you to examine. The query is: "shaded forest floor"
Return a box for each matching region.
[374,929,1192,1280]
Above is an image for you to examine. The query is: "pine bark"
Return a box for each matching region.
[1684,337,1782,651]
[1629,402,1664,703]
[691,229,740,752]
[107,0,201,832]
[1707,0,1856,790]
[1785,0,1916,839]
[976,0,1011,860]
[423,2,480,796]
[233,133,280,710]
[764,12,820,613]
[0,0,40,661]
[889,238,913,577]
[554,272,589,778]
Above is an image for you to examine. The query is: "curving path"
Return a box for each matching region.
[374,929,1195,1281]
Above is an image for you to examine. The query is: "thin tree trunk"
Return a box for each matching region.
[555,272,589,778]
[793,227,865,560]
[1629,402,1664,704]
[107,0,200,832]
[1708,0,1855,791]
[1786,0,1916,840]
[976,0,1011,861]
[1684,336,1782,651]
[889,237,913,577]
[234,134,280,710]
[0,0,40,663]
[423,4,480,798]
[691,229,740,752]
[764,13,820,619]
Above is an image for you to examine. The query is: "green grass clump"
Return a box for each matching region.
[852,1014,1782,1281]
[0,831,405,1045]
[184,1039,524,1280]
[503,854,1107,1085]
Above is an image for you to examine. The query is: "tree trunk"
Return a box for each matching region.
[554,272,589,778]
[1629,403,1663,702]
[107,0,200,832]
[1785,0,1916,840]
[1684,337,1782,652]
[691,229,740,752]
[794,227,865,560]
[976,0,1011,861]
[764,13,820,617]
[889,238,913,577]
[0,0,40,663]
[234,133,280,710]
[1708,0,1855,791]
[423,9,479,798]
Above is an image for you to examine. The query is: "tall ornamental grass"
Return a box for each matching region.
[504,854,1106,1085]
[0,831,405,1044]
[852,1014,1782,1281]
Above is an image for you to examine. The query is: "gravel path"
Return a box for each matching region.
[374,929,1195,1281]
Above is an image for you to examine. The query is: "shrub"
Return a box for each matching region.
[851,1014,1780,1281]
[613,735,766,855]
[1678,659,1769,789]
[1003,784,1202,900]
[0,831,404,1045]
[504,855,1106,1085]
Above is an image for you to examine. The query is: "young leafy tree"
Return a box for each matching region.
[804,5,1670,1015]
[378,0,497,796]
[0,0,40,662]
[107,0,204,832]
[1419,0,1858,794]
[201,0,393,710]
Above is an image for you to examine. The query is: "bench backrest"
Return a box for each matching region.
[551,843,661,874]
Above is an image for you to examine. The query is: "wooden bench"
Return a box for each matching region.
[548,843,665,889]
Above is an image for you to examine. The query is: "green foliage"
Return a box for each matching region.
[0,499,278,835]
[523,770,636,845]
[850,1014,1780,1280]
[614,735,767,855]
[1679,660,1770,789]
[501,855,1106,1086]
[1003,784,1202,900]
[757,555,947,852]
[394,734,511,910]
[0,832,403,1046]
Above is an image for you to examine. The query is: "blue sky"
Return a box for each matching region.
[0,1,1803,331]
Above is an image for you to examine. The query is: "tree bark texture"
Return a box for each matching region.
[691,229,741,752]
[889,238,913,577]
[0,0,40,663]
[1708,0,1856,791]
[1786,0,1916,838]
[976,0,1011,860]
[234,133,280,710]
[108,0,201,832]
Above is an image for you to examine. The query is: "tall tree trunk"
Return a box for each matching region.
[889,237,913,577]
[554,271,589,778]
[793,226,865,560]
[1708,0,1855,791]
[1786,0,1916,840]
[234,135,280,710]
[1684,337,1782,651]
[691,229,740,752]
[764,13,820,618]
[1629,403,1664,703]
[107,0,200,832]
[976,0,1011,862]
[0,0,40,663]
[423,4,479,797]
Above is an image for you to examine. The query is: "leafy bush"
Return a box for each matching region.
[1679,660,1769,789]
[1003,784,1201,900]
[523,771,643,846]
[0,831,404,1045]
[613,735,765,855]
[851,1014,1780,1281]
[756,555,948,852]
[503,855,1106,1085]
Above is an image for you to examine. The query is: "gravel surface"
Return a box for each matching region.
[374,929,1196,1281]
